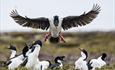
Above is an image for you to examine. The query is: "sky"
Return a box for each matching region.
[0,0,115,32]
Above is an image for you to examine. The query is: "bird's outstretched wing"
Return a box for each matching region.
[62,4,101,30]
[10,10,50,30]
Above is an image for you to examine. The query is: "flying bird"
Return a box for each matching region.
[10,4,100,43]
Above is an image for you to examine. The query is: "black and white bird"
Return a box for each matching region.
[8,44,17,59]
[38,60,51,70]
[35,56,65,70]
[22,40,42,70]
[6,44,29,70]
[87,53,107,70]
[10,4,100,43]
[50,56,65,69]
[75,48,88,70]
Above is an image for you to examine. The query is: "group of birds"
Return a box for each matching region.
[10,4,101,43]
[6,40,65,70]
[6,40,107,70]
[7,3,107,70]
[75,48,107,70]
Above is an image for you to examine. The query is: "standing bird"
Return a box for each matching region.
[75,48,88,70]
[87,53,107,70]
[22,40,42,70]
[8,44,17,59]
[6,44,29,70]
[10,4,100,43]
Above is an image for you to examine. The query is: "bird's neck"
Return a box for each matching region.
[31,45,40,57]
[56,60,62,65]
[10,50,16,58]
[97,56,104,61]
[81,52,87,60]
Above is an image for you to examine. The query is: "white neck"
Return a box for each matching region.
[10,50,16,58]
[57,60,63,68]
[31,44,41,57]
[97,56,103,61]
[81,52,87,60]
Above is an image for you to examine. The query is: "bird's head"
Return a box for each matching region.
[28,40,42,54]
[101,53,107,61]
[32,40,42,47]
[53,15,59,26]
[54,56,65,63]
[8,44,17,51]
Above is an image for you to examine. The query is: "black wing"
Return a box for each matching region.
[10,10,50,30]
[20,57,28,66]
[62,4,101,30]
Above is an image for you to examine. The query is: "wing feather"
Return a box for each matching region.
[10,10,50,30]
[62,4,101,30]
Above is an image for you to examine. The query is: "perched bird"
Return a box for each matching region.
[87,53,107,70]
[6,44,29,70]
[50,56,65,69]
[75,48,88,70]
[22,40,42,70]
[10,4,100,43]
[8,44,17,59]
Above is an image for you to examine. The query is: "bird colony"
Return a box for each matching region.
[5,4,108,70]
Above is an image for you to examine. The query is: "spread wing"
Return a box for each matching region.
[62,4,101,30]
[10,10,50,30]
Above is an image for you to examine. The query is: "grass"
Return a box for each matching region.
[0,31,115,70]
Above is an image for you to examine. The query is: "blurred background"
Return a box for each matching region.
[0,0,115,69]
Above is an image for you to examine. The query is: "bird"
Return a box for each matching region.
[6,43,29,70]
[7,44,17,59]
[87,53,107,70]
[50,56,65,69]
[22,40,42,70]
[35,56,65,70]
[75,48,88,70]
[10,4,101,43]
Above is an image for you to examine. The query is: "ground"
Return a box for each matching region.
[0,31,115,70]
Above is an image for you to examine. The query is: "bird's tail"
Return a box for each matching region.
[49,37,59,43]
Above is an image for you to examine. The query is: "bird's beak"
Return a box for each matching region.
[78,48,83,51]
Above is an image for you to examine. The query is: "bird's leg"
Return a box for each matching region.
[44,32,51,42]
[59,33,66,43]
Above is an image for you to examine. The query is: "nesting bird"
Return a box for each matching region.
[75,48,88,70]
[50,56,65,69]
[10,4,100,43]
[87,53,107,70]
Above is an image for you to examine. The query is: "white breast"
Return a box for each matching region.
[75,57,88,70]
[49,18,62,37]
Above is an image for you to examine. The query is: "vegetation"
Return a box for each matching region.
[0,31,115,70]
